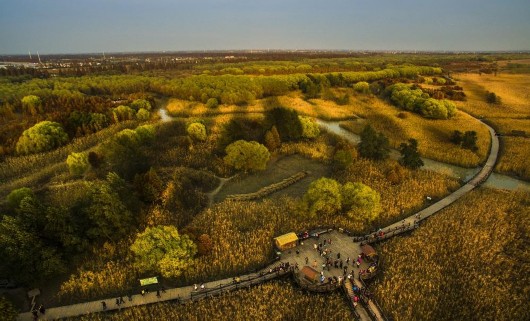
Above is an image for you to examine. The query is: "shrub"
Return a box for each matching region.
[66,152,90,176]
[186,122,207,142]
[15,121,69,155]
[136,108,150,121]
[353,81,370,93]
[130,99,152,111]
[299,116,320,139]
[485,91,501,104]
[6,187,34,210]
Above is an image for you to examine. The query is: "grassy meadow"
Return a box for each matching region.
[167,89,491,168]
[455,73,530,179]
[372,188,530,321]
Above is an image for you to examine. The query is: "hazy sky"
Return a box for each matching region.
[1,0,529,54]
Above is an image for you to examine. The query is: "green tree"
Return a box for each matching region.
[130,99,152,111]
[0,296,18,321]
[66,152,90,176]
[15,121,69,155]
[303,177,342,218]
[130,225,197,278]
[462,131,478,151]
[333,149,354,170]
[358,125,390,160]
[136,108,150,121]
[187,122,207,142]
[83,179,133,241]
[134,168,163,202]
[265,107,303,141]
[399,138,424,169]
[112,105,135,122]
[206,98,219,108]
[342,182,381,222]
[224,140,270,172]
[21,95,42,116]
[299,116,320,139]
[6,187,34,210]
[451,130,463,145]
[485,91,501,104]
[0,215,65,284]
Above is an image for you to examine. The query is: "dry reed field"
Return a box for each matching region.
[60,281,353,321]
[337,93,489,167]
[496,136,530,180]
[372,188,530,321]
[455,73,530,180]
[166,89,491,168]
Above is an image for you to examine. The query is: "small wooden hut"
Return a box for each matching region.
[274,232,298,251]
[300,266,319,283]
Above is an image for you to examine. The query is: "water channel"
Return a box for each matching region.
[158,108,530,192]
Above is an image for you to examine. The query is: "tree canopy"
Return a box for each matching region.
[303,177,343,218]
[358,125,390,160]
[299,116,320,139]
[387,83,456,119]
[224,140,270,172]
[66,152,90,176]
[15,121,69,155]
[187,122,207,142]
[399,138,424,169]
[303,178,382,222]
[342,182,382,222]
[265,107,303,141]
[130,225,197,278]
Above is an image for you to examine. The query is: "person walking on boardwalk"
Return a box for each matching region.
[305,256,309,264]
[101,301,107,310]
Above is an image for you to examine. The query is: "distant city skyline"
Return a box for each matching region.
[1,0,529,55]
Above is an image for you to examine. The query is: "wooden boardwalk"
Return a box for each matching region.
[18,120,499,321]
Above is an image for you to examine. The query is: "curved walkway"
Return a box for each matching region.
[18,117,498,321]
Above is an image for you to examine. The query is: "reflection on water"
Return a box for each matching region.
[316,119,530,192]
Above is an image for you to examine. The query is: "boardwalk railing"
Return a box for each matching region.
[189,266,292,302]
[358,277,392,321]
[342,282,362,320]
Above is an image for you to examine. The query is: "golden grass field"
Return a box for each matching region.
[373,188,530,321]
[167,90,491,168]
[455,73,530,179]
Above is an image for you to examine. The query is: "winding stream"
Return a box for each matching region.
[158,108,529,192]
[316,119,530,192]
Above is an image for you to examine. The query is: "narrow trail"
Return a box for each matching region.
[17,112,498,321]
[205,174,237,206]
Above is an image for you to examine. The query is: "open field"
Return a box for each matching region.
[337,93,490,168]
[455,73,530,179]
[373,188,530,321]
[167,90,491,168]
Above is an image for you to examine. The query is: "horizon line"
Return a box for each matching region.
[2,49,530,57]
